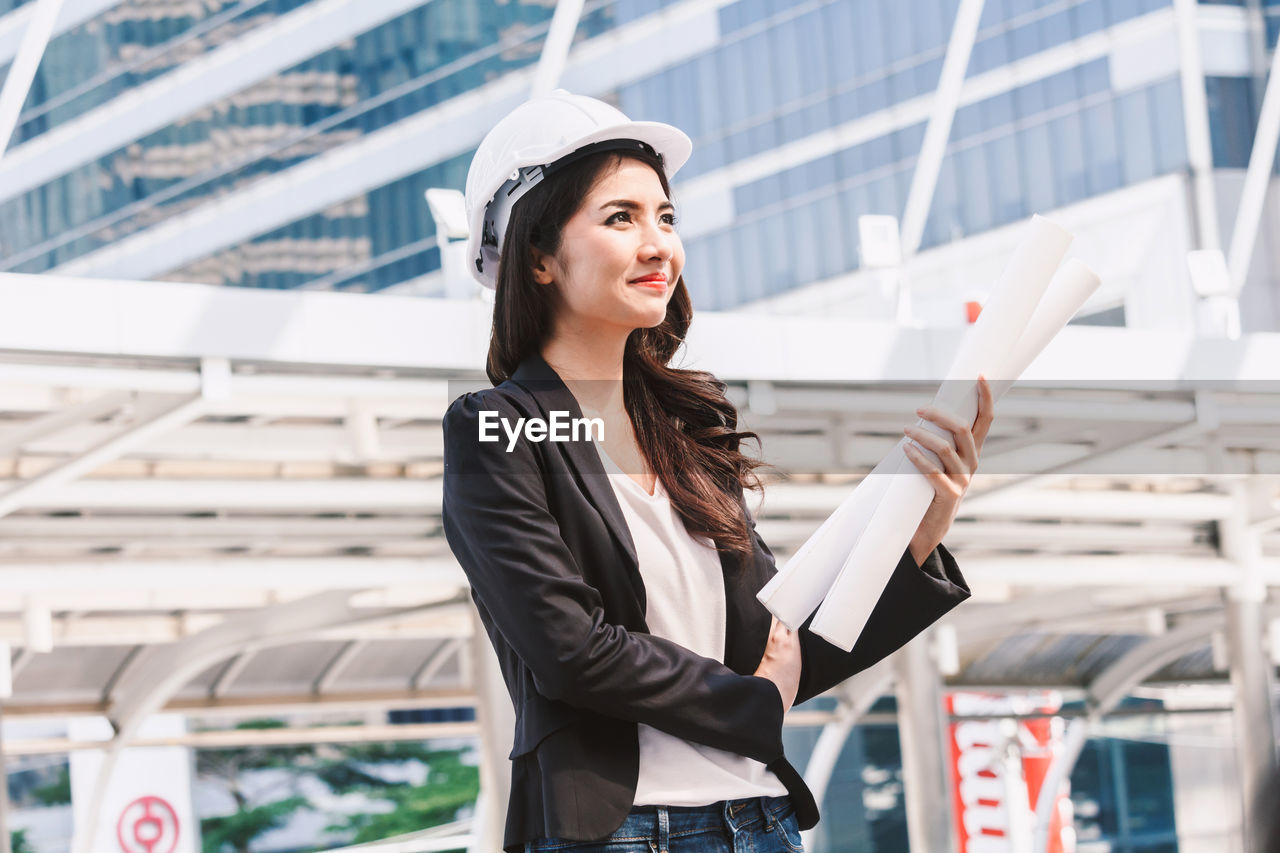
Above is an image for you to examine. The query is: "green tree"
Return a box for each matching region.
[196,719,478,853]
[32,766,71,806]
[200,797,308,853]
[197,719,316,853]
[11,828,34,853]
[319,744,478,844]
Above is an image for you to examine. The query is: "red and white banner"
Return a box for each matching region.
[946,691,1076,853]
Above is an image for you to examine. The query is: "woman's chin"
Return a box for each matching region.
[636,308,669,328]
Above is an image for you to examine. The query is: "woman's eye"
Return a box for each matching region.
[606,211,679,226]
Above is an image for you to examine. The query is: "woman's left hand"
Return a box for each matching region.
[903,375,995,565]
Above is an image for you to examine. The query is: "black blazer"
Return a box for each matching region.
[440,351,971,853]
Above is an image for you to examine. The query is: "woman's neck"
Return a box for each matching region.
[541,332,628,417]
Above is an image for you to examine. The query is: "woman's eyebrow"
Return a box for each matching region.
[599,199,676,212]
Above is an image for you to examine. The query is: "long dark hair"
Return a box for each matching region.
[485,147,774,565]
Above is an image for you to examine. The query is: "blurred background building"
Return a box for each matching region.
[1,1,1279,853]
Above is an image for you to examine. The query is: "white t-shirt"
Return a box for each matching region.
[592,440,789,806]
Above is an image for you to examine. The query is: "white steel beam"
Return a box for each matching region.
[15,423,443,463]
[1226,26,1280,296]
[0,389,131,456]
[7,273,1280,383]
[1174,0,1225,252]
[8,720,480,757]
[962,554,1279,589]
[0,272,490,373]
[1032,613,1225,853]
[412,637,467,691]
[469,606,514,853]
[43,0,724,279]
[2,685,476,720]
[0,0,65,158]
[899,0,986,257]
[0,391,208,519]
[530,0,587,97]
[894,632,955,853]
[0,0,121,68]
[74,591,464,853]
[208,649,257,699]
[0,0,429,201]
[0,607,474,646]
[763,481,1235,521]
[0,556,464,594]
[0,478,443,511]
[800,661,894,851]
[314,639,367,695]
[0,476,1227,523]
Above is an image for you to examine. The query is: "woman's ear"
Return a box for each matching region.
[530,247,555,286]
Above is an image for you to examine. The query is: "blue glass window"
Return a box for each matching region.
[1149,78,1188,173]
[851,1,887,76]
[1071,0,1108,37]
[1116,87,1158,183]
[987,134,1025,222]
[1018,122,1058,213]
[1206,76,1256,168]
[957,143,994,233]
[1049,112,1089,205]
[1081,100,1123,195]
[825,3,860,86]
[882,0,915,66]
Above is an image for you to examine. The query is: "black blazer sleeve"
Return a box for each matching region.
[441,390,787,765]
[743,496,972,707]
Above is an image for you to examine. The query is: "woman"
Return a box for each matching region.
[442,89,992,853]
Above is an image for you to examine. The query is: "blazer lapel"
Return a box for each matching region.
[509,352,646,609]
[508,350,762,672]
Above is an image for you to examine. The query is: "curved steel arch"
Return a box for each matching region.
[1031,613,1225,853]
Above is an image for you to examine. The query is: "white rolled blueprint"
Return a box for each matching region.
[757,216,1100,652]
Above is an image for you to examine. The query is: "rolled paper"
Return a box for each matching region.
[805,216,1080,652]
[933,214,1073,418]
[989,258,1101,402]
[755,450,896,630]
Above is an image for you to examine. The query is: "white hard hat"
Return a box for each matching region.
[463,88,693,290]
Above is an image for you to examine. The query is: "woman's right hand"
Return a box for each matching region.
[753,615,802,712]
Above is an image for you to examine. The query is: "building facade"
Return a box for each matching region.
[2,0,1276,327]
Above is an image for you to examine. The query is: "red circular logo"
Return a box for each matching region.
[116,795,180,853]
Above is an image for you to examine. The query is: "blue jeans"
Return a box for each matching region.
[523,794,804,852]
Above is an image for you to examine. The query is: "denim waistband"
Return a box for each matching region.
[620,794,793,844]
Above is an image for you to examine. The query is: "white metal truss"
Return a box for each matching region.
[1174,0,1225,253]
[0,0,121,68]
[0,0,430,201]
[898,0,985,258]
[72,589,469,853]
[0,0,66,158]
[1226,24,1280,296]
[530,0,587,97]
[41,0,723,280]
[0,273,1271,853]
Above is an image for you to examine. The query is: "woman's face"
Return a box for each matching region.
[532,157,684,335]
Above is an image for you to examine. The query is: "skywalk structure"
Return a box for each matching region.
[0,0,1278,852]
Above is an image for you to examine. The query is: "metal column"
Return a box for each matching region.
[1225,592,1278,851]
[1218,480,1277,852]
[468,608,515,853]
[0,701,9,853]
[893,630,955,853]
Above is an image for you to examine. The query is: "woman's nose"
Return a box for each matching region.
[639,222,676,260]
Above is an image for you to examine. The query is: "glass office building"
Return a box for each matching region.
[1,0,1275,322]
